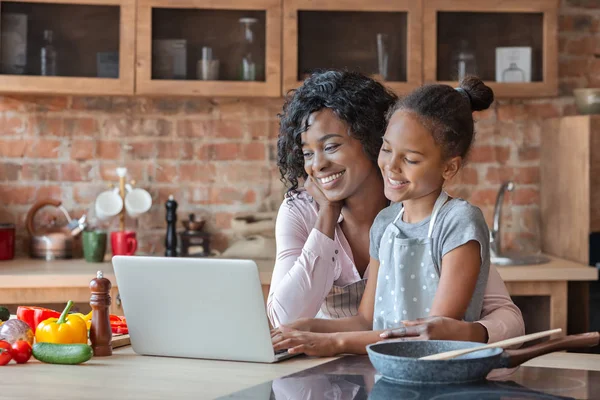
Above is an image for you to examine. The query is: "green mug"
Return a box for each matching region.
[83,230,107,263]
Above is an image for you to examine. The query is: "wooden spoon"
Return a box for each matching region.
[419,328,562,361]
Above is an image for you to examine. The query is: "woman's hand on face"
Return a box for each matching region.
[378,316,487,343]
[272,328,341,357]
[305,176,343,216]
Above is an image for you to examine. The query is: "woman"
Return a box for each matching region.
[268,70,524,344]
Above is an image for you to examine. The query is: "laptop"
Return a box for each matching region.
[111,255,297,363]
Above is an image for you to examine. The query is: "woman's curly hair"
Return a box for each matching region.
[277,70,398,197]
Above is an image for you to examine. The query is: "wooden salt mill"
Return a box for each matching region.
[89,270,112,356]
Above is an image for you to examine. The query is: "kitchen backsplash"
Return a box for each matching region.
[0,0,598,257]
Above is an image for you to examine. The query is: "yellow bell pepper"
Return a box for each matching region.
[70,311,93,330]
[35,300,88,344]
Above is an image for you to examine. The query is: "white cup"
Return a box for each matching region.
[95,189,123,220]
[125,188,152,219]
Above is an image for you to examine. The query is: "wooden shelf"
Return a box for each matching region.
[423,0,558,98]
[283,0,422,96]
[135,0,281,97]
[0,0,135,95]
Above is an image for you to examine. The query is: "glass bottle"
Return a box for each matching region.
[40,29,57,76]
[239,17,259,81]
[501,62,525,83]
[451,39,476,81]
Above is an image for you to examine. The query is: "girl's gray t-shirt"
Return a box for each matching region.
[369,198,490,322]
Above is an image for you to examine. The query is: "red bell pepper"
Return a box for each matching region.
[16,306,61,333]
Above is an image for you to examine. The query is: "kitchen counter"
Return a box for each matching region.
[1,254,597,331]
[1,348,599,399]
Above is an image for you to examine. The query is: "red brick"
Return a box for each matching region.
[179,163,216,183]
[125,141,156,160]
[565,0,600,9]
[157,141,194,160]
[247,98,277,121]
[21,163,60,181]
[559,59,590,77]
[197,143,238,161]
[28,116,63,136]
[559,15,599,33]
[156,187,185,205]
[523,103,561,119]
[138,208,166,230]
[243,143,266,161]
[469,188,499,207]
[216,98,246,120]
[0,140,33,158]
[485,166,540,185]
[61,163,91,182]
[70,140,95,161]
[102,118,130,137]
[35,185,62,201]
[207,187,257,205]
[472,107,496,123]
[0,163,21,180]
[512,188,539,206]
[497,103,527,121]
[99,162,148,182]
[563,36,597,56]
[183,98,216,115]
[177,120,211,138]
[213,120,245,139]
[0,96,25,111]
[248,120,272,140]
[25,139,62,158]
[71,97,135,113]
[96,140,121,160]
[154,163,178,184]
[215,212,234,229]
[215,164,270,183]
[469,145,511,164]
[147,98,183,114]
[0,115,26,136]
[73,184,105,204]
[63,118,99,137]
[518,147,540,161]
[132,118,172,137]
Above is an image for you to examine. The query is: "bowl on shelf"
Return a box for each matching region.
[574,88,600,115]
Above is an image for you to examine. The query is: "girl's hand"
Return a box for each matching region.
[378,316,488,343]
[305,176,343,217]
[272,328,341,357]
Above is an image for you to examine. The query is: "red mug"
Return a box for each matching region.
[0,224,15,261]
[111,231,137,256]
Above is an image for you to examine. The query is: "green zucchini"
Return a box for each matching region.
[32,342,93,365]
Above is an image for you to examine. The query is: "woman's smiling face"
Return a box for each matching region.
[301,108,377,202]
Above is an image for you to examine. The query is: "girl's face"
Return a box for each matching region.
[378,111,457,204]
[301,108,377,202]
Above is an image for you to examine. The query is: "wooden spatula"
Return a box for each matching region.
[419,328,562,361]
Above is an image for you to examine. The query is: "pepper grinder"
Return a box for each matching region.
[89,270,112,356]
[165,194,178,257]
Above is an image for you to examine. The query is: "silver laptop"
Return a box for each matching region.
[112,255,296,363]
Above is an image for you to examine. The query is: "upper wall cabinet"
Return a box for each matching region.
[424,0,559,98]
[135,0,281,97]
[282,0,422,96]
[0,0,135,95]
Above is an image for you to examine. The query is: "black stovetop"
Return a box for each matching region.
[220,355,600,399]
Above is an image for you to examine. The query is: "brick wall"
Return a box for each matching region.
[0,0,598,257]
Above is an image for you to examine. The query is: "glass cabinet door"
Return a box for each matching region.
[424,0,558,98]
[136,0,281,97]
[0,0,135,95]
[283,0,422,95]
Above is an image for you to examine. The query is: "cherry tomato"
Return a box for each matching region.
[0,340,12,366]
[11,340,32,364]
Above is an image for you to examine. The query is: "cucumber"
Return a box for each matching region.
[32,343,93,365]
[0,307,9,322]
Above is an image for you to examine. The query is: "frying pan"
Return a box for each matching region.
[366,332,599,385]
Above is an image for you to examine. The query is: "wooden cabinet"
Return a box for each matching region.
[423,0,558,98]
[282,0,422,96]
[0,0,562,97]
[0,0,135,95]
[135,0,281,97]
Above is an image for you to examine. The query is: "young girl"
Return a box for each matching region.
[272,76,495,356]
